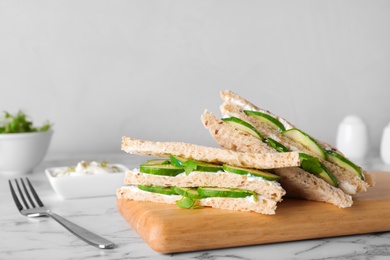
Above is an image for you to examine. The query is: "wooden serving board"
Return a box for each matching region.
[117,171,390,253]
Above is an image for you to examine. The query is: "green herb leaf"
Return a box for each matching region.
[100,160,109,167]
[299,153,323,175]
[183,160,198,175]
[176,196,203,209]
[176,197,195,208]
[40,122,51,132]
[0,111,51,134]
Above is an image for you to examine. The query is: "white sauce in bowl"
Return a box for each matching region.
[52,161,121,177]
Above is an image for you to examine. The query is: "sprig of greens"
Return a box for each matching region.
[176,197,203,209]
[0,111,51,134]
[299,153,324,175]
[182,160,198,175]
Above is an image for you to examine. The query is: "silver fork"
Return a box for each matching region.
[9,178,115,249]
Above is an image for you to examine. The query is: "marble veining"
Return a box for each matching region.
[0,153,389,260]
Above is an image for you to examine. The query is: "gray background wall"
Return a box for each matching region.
[1,0,389,156]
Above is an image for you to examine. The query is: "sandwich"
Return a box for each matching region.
[117,137,301,215]
[201,90,372,208]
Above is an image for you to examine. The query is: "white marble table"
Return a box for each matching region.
[1,153,389,260]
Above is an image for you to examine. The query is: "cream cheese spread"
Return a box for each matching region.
[52,161,121,177]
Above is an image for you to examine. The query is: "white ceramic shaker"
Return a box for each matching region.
[336,115,368,160]
[380,123,390,164]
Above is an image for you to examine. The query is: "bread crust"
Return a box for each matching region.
[117,186,278,215]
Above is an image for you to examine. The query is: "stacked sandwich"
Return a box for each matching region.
[117,138,300,215]
[117,91,371,214]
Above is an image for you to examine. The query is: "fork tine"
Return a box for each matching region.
[9,180,23,211]
[26,178,44,207]
[20,178,35,208]
[15,179,29,209]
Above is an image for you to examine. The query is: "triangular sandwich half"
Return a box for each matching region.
[201,90,372,208]
[117,137,301,215]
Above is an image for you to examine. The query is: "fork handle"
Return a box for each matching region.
[46,211,115,249]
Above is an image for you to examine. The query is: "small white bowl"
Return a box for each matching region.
[0,130,53,175]
[45,164,129,199]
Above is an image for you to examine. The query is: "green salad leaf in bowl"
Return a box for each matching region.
[0,111,53,174]
[0,111,51,134]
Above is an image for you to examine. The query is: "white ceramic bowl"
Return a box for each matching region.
[45,164,129,199]
[0,130,53,175]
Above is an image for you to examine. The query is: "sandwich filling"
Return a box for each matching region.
[117,154,286,214]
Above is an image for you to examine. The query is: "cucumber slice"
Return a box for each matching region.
[196,161,223,172]
[325,150,364,180]
[140,163,184,176]
[299,153,338,187]
[170,154,223,172]
[244,110,286,132]
[142,159,171,165]
[222,164,280,181]
[197,187,254,199]
[137,185,178,195]
[266,138,289,153]
[173,187,203,199]
[222,117,264,140]
[316,164,338,187]
[282,128,326,159]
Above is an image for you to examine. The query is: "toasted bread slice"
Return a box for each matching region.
[124,169,286,202]
[121,137,301,170]
[273,167,353,208]
[201,110,353,208]
[220,90,346,153]
[117,185,279,215]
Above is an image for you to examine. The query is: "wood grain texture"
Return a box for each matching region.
[117,171,390,253]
